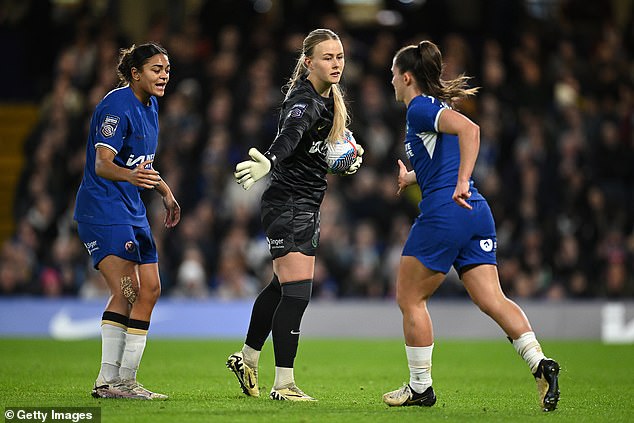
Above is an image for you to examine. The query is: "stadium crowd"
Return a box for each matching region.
[1,0,633,300]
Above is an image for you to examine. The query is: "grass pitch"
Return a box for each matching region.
[1,338,633,422]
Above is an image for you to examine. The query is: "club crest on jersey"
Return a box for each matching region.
[100,114,120,138]
[480,239,496,252]
[288,103,307,118]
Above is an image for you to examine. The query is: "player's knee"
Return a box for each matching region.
[395,291,407,310]
[474,297,503,317]
[396,287,430,311]
[146,282,162,302]
[396,288,410,310]
[266,274,281,293]
[397,298,427,316]
[135,281,161,306]
[281,279,312,302]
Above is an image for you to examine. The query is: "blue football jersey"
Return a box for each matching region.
[404,95,483,213]
[74,86,159,226]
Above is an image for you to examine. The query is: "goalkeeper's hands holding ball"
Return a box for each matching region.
[344,143,364,175]
[234,148,271,190]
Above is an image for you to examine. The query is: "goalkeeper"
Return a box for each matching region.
[227,28,363,402]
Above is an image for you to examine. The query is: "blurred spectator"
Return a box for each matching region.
[78,266,109,299]
[172,246,210,299]
[213,249,258,300]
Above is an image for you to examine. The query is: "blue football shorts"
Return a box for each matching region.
[77,222,158,269]
[402,199,497,274]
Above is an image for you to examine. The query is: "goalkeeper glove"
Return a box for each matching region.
[234,148,271,190]
[345,143,364,175]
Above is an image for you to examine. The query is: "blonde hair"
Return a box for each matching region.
[284,28,349,142]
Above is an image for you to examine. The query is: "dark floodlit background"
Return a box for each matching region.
[1,0,633,303]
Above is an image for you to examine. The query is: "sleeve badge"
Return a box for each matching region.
[100,114,120,138]
[288,103,308,119]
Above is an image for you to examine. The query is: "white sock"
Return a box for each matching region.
[98,323,126,384]
[406,344,433,393]
[119,331,147,382]
[242,344,260,368]
[273,367,294,389]
[512,331,546,373]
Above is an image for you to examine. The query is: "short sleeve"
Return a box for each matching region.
[406,96,445,134]
[93,104,127,154]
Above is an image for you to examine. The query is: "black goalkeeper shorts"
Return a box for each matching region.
[261,206,320,259]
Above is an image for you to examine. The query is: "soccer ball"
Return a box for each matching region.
[325,129,358,174]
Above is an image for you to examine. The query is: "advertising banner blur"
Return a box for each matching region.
[1,298,633,343]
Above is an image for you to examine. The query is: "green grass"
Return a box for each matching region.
[1,339,633,422]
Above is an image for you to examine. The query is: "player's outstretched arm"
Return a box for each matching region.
[234,148,272,190]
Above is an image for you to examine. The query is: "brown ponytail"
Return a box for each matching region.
[393,40,478,107]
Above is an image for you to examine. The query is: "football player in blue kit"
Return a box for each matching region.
[382,40,560,412]
[74,42,180,400]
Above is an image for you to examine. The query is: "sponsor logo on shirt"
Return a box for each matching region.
[405,142,414,158]
[308,140,328,155]
[84,240,99,255]
[267,238,284,250]
[101,114,120,138]
[126,153,155,168]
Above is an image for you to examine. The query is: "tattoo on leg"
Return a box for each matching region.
[121,276,137,304]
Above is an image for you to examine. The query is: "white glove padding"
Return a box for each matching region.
[345,143,364,175]
[234,148,271,190]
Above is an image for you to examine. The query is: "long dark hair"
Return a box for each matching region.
[393,40,478,106]
[116,42,168,86]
